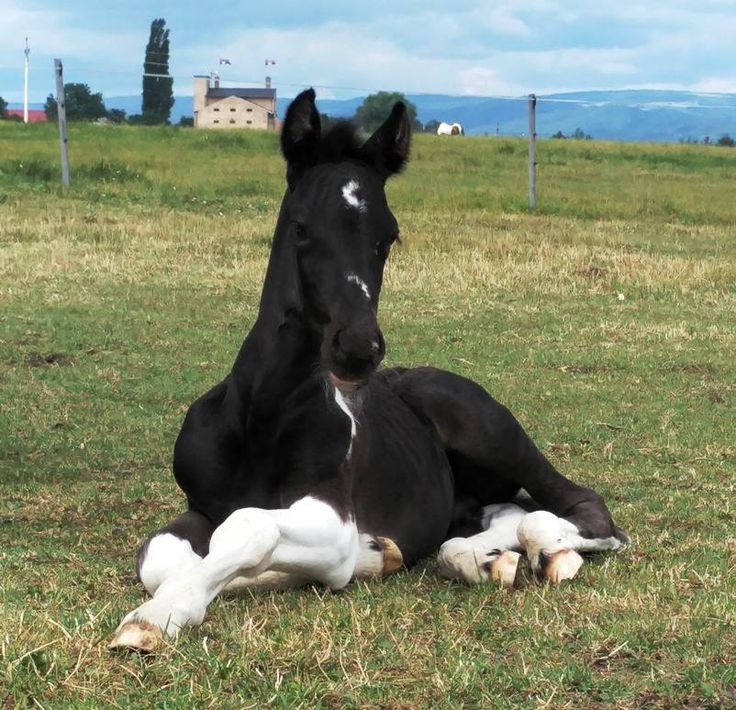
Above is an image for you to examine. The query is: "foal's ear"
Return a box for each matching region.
[281,88,321,184]
[362,102,411,177]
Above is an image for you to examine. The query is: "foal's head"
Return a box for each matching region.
[279,88,410,390]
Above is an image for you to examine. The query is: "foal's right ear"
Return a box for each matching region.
[281,88,321,185]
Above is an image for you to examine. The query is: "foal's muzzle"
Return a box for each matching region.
[325,323,385,388]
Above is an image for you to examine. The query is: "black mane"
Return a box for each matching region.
[281,89,409,181]
[312,120,370,166]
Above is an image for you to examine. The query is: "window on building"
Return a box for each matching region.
[246,120,252,124]
[214,119,220,124]
[230,107,236,112]
[246,108,253,112]
[214,107,220,112]
[230,119,236,124]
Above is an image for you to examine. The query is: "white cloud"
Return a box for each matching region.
[511,48,637,77]
[0,2,139,63]
[469,6,533,38]
[691,77,736,94]
[0,1,142,101]
[457,67,517,96]
[2,0,736,102]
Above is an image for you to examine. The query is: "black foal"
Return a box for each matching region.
[111,89,628,651]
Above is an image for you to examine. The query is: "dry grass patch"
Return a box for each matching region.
[1,126,735,707]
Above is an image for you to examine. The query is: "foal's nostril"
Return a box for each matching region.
[331,327,384,377]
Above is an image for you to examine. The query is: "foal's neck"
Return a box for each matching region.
[231,197,321,404]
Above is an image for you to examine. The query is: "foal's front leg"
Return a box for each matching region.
[110,497,358,651]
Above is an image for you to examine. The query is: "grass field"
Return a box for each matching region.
[1,121,735,708]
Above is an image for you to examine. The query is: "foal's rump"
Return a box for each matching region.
[381,366,629,561]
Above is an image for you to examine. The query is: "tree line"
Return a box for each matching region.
[680,134,735,147]
[327,93,446,134]
[9,18,178,125]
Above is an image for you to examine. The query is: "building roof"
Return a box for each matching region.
[207,87,276,100]
[5,109,48,123]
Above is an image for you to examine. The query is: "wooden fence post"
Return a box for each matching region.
[54,59,70,189]
[528,94,537,210]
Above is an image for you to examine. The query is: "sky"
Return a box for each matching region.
[2,0,736,105]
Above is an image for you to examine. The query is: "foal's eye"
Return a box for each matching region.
[292,222,309,246]
[373,241,390,259]
[374,234,399,260]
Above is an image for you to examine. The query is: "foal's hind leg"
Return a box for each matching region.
[437,502,526,587]
[517,508,626,583]
[389,367,629,584]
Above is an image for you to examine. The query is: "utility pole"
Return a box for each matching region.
[54,59,70,188]
[23,38,30,124]
[528,94,537,210]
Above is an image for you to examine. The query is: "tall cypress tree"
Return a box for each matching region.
[142,18,174,124]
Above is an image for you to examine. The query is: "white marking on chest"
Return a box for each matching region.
[333,387,357,458]
[341,180,367,213]
[346,272,371,300]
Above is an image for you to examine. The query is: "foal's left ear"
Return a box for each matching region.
[281,88,321,185]
[362,102,411,178]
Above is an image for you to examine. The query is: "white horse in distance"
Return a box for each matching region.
[437,122,464,136]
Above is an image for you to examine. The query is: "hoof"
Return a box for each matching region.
[354,535,404,579]
[485,550,521,588]
[543,549,584,584]
[376,537,403,576]
[437,539,519,586]
[109,620,162,653]
[615,526,632,547]
[437,538,481,583]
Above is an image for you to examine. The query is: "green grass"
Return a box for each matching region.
[1,121,735,707]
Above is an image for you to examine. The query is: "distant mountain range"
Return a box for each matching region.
[291,90,736,142]
[14,90,736,143]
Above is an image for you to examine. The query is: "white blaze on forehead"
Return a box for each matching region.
[342,180,367,213]
[346,273,371,300]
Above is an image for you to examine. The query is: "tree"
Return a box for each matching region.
[142,18,174,124]
[107,108,127,124]
[44,83,106,121]
[0,96,7,119]
[178,115,194,127]
[716,134,735,147]
[319,112,337,129]
[423,119,441,134]
[355,92,421,133]
[572,127,592,140]
[552,130,567,139]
